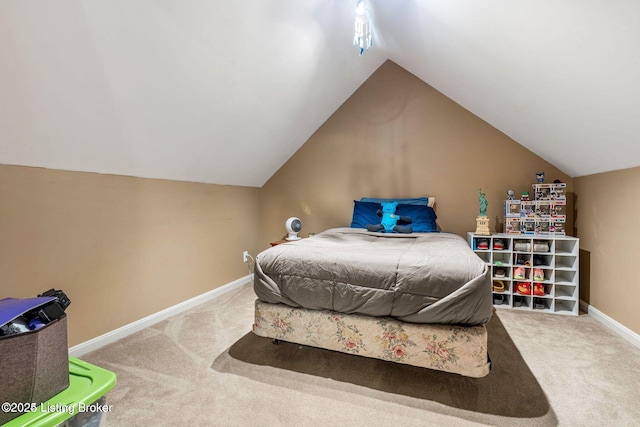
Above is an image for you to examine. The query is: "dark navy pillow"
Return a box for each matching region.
[350,201,381,228]
[396,204,438,232]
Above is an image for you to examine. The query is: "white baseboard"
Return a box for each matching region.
[581,299,640,350]
[69,275,252,357]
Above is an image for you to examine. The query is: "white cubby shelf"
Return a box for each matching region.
[467,232,579,316]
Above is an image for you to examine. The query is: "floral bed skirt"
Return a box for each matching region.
[252,300,490,378]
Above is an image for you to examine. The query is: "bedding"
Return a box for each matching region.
[254,227,492,326]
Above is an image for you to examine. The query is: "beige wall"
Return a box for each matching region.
[260,61,573,246]
[0,165,261,346]
[575,166,640,335]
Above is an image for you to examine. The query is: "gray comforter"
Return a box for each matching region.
[254,228,492,325]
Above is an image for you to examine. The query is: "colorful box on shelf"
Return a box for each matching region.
[550,200,566,218]
[550,218,566,235]
[534,201,551,217]
[533,183,566,200]
[521,218,536,234]
[504,200,521,217]
[505,217,522,234]
[520,201,535,218]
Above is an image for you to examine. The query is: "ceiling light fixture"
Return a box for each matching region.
[353,0,372,56]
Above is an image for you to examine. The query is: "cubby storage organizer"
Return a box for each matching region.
[467,233,579,316]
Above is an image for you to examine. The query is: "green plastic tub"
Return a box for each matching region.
[4,357,116,427]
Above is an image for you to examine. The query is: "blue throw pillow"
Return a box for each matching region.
[396,204,438,232]
[361,197,430,206]
[350,201,381,228]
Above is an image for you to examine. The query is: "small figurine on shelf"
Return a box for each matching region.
[478,189,488,216]
[536,172,545,183]
[475,188,490,236]
[507,189,515,200]
[521,191,530,201]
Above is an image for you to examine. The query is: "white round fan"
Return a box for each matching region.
[285,217,303,240]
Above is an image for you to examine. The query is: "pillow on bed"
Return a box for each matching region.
[350,200,382,228]
[360,197,435,208]
[396,204,438,232]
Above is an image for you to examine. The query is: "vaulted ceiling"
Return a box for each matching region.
[1,1,638,187]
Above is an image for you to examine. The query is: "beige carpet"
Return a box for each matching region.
[82,282,640,426]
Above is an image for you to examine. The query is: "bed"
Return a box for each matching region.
[252,199,493,378]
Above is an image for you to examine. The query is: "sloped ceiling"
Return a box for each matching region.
[1,1,638,187]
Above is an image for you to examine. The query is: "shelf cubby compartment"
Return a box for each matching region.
[513,252,532,266]
[492,279,509,293]
[472,237,491,251]
[538,283,554,297]
[555,239,578,255]
[513,239,532,252]
[513,280,533,296]
[533,253,553,267]
[554,299,577,315]
[475,251,491,264]
[492,251,511,264]
[512,295,531,309]
[492,236,510,251]
[532,266,553,283]
[512,266,530,281]
[555,254,578,269]
[532,239,552,253]
[532,297,552,312]
[555,269,577,284]
[492,293,511,306]
[492,266,510,280]
[555,284,578,300]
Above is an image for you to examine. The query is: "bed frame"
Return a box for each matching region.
[252,300,491,378]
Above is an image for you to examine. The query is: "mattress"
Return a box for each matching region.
[254,228,492,325]
[253,300,491,378]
